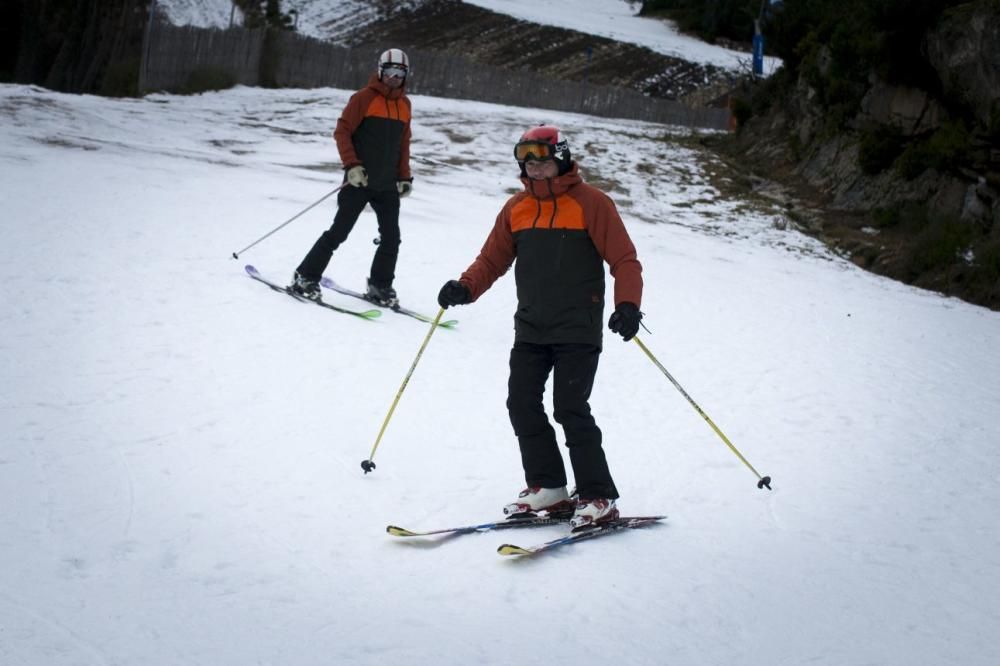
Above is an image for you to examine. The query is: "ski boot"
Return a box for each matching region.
[569,498,619,531]
[365,279,399,309]
[290,272,321,301]
[503,486,575,518]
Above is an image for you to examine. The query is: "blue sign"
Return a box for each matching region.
[752,33,764,75]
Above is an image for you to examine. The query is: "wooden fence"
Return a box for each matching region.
[142,23,730,131]
[143,24,264,90]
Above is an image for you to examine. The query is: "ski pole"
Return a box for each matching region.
[633,335,772,490]
[362,308,446,474]
[230,183,346,259]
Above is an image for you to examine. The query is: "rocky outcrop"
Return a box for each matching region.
[858,79,943,136]
[925,1,1000,129]
[716,0,1000,309]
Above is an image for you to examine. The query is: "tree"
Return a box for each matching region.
[236,0,294,30]
[639,0,760,44]
[5,0,148,95]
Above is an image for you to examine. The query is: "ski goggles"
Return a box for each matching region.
[381,65,408,79]
[514,141,556,162]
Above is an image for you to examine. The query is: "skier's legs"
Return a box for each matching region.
[367,190,401,287]
[296,186,370,279]
[507,342,567,488]
[552,343,618,500]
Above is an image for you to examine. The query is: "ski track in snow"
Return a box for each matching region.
[2,83,1000,664]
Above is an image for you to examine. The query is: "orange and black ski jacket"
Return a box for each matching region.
[459,164,643,347]
[333,74,412,192]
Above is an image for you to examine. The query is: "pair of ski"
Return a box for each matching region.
[245,265,457,328]
[387,513,666,557]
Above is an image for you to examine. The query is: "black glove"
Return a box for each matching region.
[437,280,471,308]
[608,302,642,341]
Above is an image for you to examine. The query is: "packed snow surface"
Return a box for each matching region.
[2,83,999,665]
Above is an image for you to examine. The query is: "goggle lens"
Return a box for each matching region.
[514,141,554,162]
[382,66,408,79]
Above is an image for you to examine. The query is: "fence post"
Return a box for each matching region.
[138,0,157,94]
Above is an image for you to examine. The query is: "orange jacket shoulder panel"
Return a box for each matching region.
[510,192,586,231]
[364,95,412,122]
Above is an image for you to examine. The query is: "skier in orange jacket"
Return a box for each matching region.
[438,125,644,530]
[292,48,413,307]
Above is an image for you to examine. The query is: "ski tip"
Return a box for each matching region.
[497,544,533,556]
[439,320,459,329]
[245,264,258,276]
[386,525,418,537]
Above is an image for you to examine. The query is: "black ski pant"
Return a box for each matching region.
[296,184,401,287]
[506,341,619,500]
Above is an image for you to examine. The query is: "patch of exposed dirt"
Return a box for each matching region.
[697,129,1000,310]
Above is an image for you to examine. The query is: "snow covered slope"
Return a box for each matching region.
[155,0,779,72]
[2,82,999,665]
[153,0,238,29]
[465,0,779,71]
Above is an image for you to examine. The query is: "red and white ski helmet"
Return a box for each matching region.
[514,124,572,175]
[378,48,410,81]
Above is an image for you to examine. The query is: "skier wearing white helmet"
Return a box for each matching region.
[292,48,413,308]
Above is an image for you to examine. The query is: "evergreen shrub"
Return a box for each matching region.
[858,128,904,175]
[100,58,140,97]
[184,66,237,94]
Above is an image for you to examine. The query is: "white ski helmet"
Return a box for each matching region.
[378,48,410,81]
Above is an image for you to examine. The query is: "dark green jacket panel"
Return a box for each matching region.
[353,112,408,191]
[513,228,606,346]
